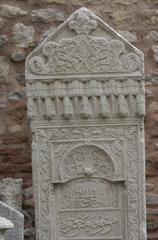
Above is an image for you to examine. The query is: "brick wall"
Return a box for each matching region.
[0,0,158,239]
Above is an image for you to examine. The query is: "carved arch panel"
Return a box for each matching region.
[60,145,115,182]
[53,145,126,240]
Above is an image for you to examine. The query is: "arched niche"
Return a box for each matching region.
[59,145,115,182]
[54,145,125,239]
[54,144,125,212]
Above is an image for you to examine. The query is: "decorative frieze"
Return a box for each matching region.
[26,77,145,120]
[26,93,144,120]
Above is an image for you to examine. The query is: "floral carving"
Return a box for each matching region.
[61,145,114,181]
[28,8,141,75]
[36,131,52,240]
[68,8,97,35]
[29,38,140,75]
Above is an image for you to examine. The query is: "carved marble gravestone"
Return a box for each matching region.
[25,7,146,240]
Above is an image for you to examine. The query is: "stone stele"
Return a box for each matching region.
[0,178,23,212]
[0,201,24,240]
[25,7,147,240]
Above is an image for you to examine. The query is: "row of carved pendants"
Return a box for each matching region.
[27,94,145,120]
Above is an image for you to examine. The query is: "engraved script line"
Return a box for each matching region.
[61,215,118,237]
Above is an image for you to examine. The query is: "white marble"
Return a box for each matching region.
[26,7,147,240]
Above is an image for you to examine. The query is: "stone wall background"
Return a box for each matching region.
[0,0,158,239]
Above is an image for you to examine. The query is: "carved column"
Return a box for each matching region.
[26,7,146,240]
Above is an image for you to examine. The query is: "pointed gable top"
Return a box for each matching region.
[25,7,143,80]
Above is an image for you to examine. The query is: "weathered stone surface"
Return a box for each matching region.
[147,209,158,215]
[146,31,158,42]
[46,0,94,3]
[23,186,33,200]
[118,30,137,43]
[155,142,158,149]
[0,35,8,47]
[152,45,158,63]
[113,0,137,5]
[150,73,158,85]
[16,74,26,86]
[146,194,158,205]
[143,9,158,17]
[24,228,35,238]
[0,57,9,83]
[0,216,13,240]
[8,125,23,134]
[12,23,34,48]
[145,89,153,97]
[0,178,23,211]
[46,0,66,3]
[0,201,24,240]
[41,27,56,41]
[146,183,155,191]
[26,7,146,240]
[10,49,26,62]
[0,5,27,18]
[145,72,158,86]
[8,91,25,101]
[138,9,158,28]
[31,8,65,23]
[112,10,131,23]
[147,221,158,232]
[145,0,158,5]
[146,159,157,177]
[0,17,4,29]
[148,101,158,113]
[80,0,113,4]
